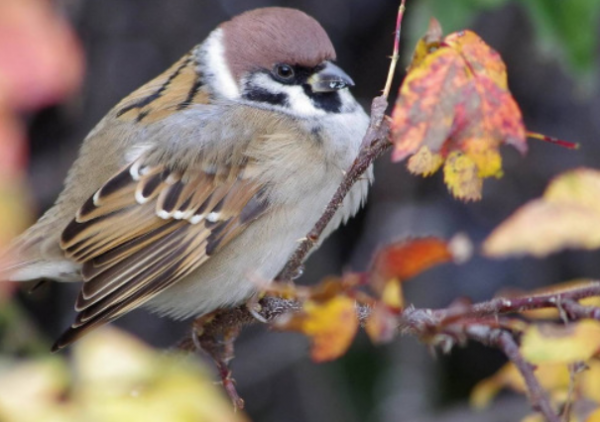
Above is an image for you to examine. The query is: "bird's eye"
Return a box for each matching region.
[273,64,295,82]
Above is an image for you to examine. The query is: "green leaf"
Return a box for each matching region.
[521,0,600,91]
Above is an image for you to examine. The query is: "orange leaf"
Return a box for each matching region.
[391,23,526,202]
[276,296,358,363]
[370,238,453,289]
[392,47,468,162]
[484,168,600,257]
[443,30,508,90]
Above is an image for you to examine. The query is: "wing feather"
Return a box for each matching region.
[53,155,269,350]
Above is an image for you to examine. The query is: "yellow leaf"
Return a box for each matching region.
[587,408,600,422]
[582,360,600,402]
[443,151,482,201]
[0,182,31,249]
[381,278,404,310]
[464,138,503,178]
[407,146,444,176]
[545,168,600,214]
[521,321,600,365]
[471,362,571,409]
[0,357,72,422]
[0,327,247,422]
[484,168,600,257]
[301,296,359,362]
[521,414,545,422]
[470,363,522,409]
[407,18,443,72]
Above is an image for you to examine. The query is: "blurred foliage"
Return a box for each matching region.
[0,328,246,422]
[0,0,83,288]
[408,0,600,91]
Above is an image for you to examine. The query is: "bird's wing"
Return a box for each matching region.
[54,151,270,350]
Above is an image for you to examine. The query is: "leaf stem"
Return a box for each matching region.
[527,131,580,150]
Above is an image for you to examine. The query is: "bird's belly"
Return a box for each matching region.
[144,203,323,320]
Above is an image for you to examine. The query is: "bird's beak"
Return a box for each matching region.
[308,62,355,93]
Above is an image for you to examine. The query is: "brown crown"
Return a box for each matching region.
[221,7,336,82]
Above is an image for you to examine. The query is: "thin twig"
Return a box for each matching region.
[382,0,406,99]
[276,0,410,281]
[276,102,391,281]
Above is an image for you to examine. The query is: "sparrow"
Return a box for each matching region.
[2,7,371,350]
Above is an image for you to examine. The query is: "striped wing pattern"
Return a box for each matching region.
[53,157,268,350]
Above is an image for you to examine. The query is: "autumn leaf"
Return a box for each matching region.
[371,238,454,284]
[369,237,454,312]
[0,0,82,110]
[364,303,398,344]
[391,19,526,201]
[443,29,508,90]
[443,150,483,201]
[470,362,571,409]
[520,321,600,365]
[588,409,600,422]
[582,360,600,403]
[275,296,359,363]
[484,168,600,257]
[0,0,83,270]
[472,359,600,412]
[0,328,247,422]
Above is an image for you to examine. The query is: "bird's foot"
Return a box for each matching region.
[191,312,245,410]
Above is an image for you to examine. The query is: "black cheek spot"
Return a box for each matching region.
[302,85,342,113]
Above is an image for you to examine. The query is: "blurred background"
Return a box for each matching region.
[2,0,600,421]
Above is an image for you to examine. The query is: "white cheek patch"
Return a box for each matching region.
[200,29,240,100]
[337,89,360,113]
[286,85,327,118]
[246,73,326,118]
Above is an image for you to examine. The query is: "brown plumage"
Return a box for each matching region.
[222,7,336,80]
[3,7,371,351]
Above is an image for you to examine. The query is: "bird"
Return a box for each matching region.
[2,7,371,351]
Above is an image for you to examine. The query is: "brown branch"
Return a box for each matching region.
[182,281,600,340]
[181,276,600,413]
[467,327,560,422]
[433,281,600,325]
